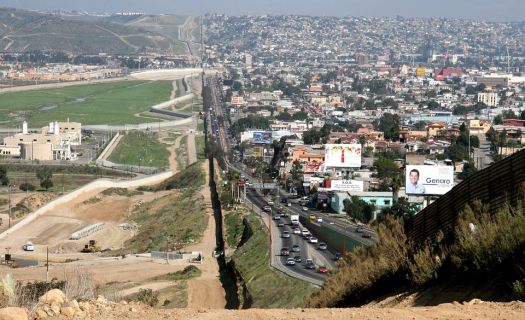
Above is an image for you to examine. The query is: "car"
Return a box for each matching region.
[317,242,328,250]
[281,231,291,238]
[362,232,372,238]
[334,252,343,261]
[305,259,315,269]
[293,255,302,263]
[263,205,272,212]
[302,207,308,211]
[317,266,329,274]
[281,197,288,203]
[292,245,301,252]
[280,212,288,218]
[293,228,301,235]
[286,258,296,266]
[316,217,323,223]
[268,201,274,206]
[301,229,310,237]
[277,222,285,227]
[273,215,281,220]
[22,242,34,251]
[355,226,365,233]
[309,237,319,244]
[287,203,292,207]
[280,247,290,256]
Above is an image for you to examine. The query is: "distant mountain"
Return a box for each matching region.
[0,8,186,54]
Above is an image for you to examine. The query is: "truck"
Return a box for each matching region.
[290,215,300,226]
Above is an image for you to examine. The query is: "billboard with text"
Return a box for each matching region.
[330,180,364,192]
[324,144,362,168]
[405,165,454,195]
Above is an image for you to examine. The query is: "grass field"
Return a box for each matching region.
[6,172,119,193]
[0,80,173,127]
[108,131,169,168]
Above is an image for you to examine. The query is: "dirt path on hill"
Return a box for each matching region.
[185,161,226,309]
[187,131,197,165]
[167,134,184,172]
[170,80,178,100]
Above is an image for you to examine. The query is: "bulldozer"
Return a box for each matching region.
[81,240,101,253]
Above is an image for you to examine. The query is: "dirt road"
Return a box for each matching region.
[185,161,226,309]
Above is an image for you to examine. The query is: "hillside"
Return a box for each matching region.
[0,8,185,54]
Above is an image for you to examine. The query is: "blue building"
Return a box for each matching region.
[331,192,394,217]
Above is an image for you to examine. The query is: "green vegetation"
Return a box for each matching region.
[147,161,205,191]
[224,209,245,248]
[119,164,207,254]
[108,131,170,168]
[307,200,525,307]
[196,136,206,161]
[101,188,143,197]
[153,266,201,281]
[135,288,159,307]
[156,282,188,308]
[231,213,317,308]
[7,172,120,193]
[0,80,172,127]
[122,188,207,253]
[176,135,188,170]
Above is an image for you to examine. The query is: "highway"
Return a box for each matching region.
[204,75,376,285]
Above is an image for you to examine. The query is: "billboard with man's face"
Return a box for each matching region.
[324,144,362,168]
[405,165,454,195]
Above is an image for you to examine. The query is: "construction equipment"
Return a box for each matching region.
[81,240,101,253]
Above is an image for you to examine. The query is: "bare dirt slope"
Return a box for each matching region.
[185,161,226,309]
[50,300,525,320]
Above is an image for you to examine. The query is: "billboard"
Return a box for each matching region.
[253,131,272,144]
[330,180,364,192]
[324,144,362,168]
[231,96,245,105]
[405,165,454,195]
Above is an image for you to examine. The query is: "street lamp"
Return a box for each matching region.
[8,184,15,229]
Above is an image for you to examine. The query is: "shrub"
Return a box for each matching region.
[135,289,159,307]
[19,183,36,192]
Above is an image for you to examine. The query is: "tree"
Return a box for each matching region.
[462,161,478,178]
[19,183,36,192]
[414,121,427,131]
[343,196,375,223]
[378,197,419,222]
[40,179,53,191]
[0,166,9,186]
[302,128,322,144]
[374,113,400,141]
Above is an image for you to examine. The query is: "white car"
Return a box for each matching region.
[301,229,310,237]
[316,217,323,223]
[23,242,34,251]
[309,237,319,244]
[286,258,296,266]
[293,228,301,234]
[302,207,308,211]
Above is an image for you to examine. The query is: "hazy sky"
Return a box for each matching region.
[0,0,523,22]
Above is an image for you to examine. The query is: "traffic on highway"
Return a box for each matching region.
[205,75,377,285]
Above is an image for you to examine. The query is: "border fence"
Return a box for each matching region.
[405,149,525,243]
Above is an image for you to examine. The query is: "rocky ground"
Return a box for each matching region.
[1,288,523,320]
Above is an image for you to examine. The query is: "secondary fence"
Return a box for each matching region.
[405,148,525,243]
[70,222,105,240]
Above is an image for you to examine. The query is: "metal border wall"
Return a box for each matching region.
[405,149,525,243]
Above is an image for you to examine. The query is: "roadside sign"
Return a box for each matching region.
[251,183,277,189]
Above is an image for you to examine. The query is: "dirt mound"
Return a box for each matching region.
[19,192,56,211]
